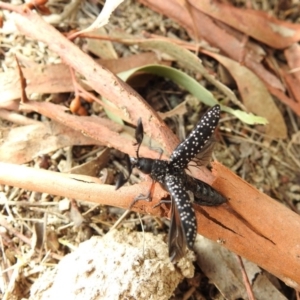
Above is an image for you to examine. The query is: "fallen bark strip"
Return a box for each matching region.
[0,162,300,290]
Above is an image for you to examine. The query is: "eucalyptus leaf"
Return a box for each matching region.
[119,64,268,125]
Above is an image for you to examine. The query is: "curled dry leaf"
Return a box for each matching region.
[68,148,110,177]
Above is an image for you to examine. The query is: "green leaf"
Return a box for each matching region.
[119,64,268,125]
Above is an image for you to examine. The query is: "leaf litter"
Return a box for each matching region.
[0,0,300,299]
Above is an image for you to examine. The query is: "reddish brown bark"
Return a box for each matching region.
[0,161,300,289]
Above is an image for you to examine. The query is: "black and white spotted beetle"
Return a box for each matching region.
[116,105,226,262]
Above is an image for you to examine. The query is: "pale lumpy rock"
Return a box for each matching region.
[30,230,195,300]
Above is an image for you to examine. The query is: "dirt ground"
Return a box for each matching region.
[0,0,300,299]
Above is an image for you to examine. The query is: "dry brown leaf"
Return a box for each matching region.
[203,51,287,139]
[139,0,285,92]
[87,27,118,59]
[98,52,163,74]
[0,121,98,164]
[0,64,75,103]
[195,236,287,299]
[192,0,300,49]
[266,84,300,115]
[69,148,110,177]
[0,53,161,103]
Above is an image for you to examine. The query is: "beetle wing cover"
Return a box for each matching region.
[165,175,197,262]
[170,105,220,169]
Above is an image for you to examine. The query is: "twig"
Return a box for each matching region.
[236,255,255,300]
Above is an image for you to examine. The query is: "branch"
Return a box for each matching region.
[1,162,300,290]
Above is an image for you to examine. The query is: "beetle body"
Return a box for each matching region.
[117,105,226,262]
